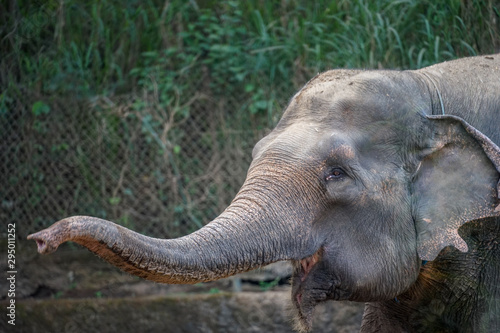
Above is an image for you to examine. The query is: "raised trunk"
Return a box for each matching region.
[28,162,321,284]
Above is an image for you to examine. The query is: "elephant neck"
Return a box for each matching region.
[361,217,500,332]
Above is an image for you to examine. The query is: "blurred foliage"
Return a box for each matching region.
[3,0,499,100]
[1,0,498,237]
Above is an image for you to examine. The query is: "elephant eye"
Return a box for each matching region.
[326,168,345,181]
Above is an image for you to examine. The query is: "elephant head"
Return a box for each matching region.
[28,69,500,331]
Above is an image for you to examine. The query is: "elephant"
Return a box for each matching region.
[28,54,500,332]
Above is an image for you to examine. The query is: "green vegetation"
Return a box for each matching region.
[1,0,498,237]
[260,277,281,291]
[3,1,499,108]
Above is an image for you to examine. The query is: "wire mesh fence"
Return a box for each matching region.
[1,87,287,239]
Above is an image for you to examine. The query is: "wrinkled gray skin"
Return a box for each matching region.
[29,55,500,332]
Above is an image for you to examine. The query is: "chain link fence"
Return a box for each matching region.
[1,86,293,239]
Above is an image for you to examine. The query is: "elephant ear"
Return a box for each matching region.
[413,115,500,261]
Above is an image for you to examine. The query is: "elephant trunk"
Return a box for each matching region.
[27,163,321,284]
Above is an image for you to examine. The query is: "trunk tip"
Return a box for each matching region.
[27,230,60,254]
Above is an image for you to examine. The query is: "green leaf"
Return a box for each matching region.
[244,84,254,92]
[32,101,50,116]
[254,100,267,109]
[109,197,121,205]
[208,288,220,294]
[142,51,159,58]
[51,143,69,152]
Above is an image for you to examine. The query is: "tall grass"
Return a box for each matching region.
[2,0,498,98]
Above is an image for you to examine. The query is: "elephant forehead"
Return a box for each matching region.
[329,143,356,159]
[273,129,364,167]
[287,71,422,129]
[287,82,358,123]
[316,134,358,160]
[293,68,363,104]
[270,123,323,151]
[252,123,327,161]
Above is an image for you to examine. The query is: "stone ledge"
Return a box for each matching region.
[2,292,363,333]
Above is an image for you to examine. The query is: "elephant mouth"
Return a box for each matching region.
[291,247,351,331]
[291,248,326,331]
